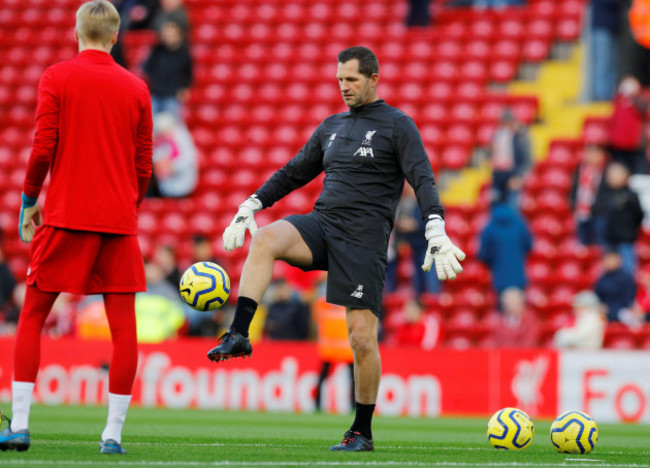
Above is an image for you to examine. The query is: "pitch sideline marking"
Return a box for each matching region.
[2,461,650,467]
[37,441,493,451]
[33,441,650,457]
[564,460,606,463]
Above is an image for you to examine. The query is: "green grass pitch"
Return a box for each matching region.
[1,404,649,467]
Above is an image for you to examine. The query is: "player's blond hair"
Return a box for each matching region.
[76,0,120,45]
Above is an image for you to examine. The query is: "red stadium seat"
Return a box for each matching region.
[464,39,491,60]
[1,0,591,317]
[420,124,444,146]
[445,123,475,145]
[459,60,489,83]
[604,323,638,350]
[440,145,471,171]
[538,166,572,192]
[547,139,581,169]
[490,59,518,83]
[582,117,610,145]
[493,38,520,61]
[555,17,581,42]
[431,60,459,81]
[420,103,448,124]
[435,41,463,61]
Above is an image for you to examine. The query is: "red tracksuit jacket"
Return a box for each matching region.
[23,49,153,235]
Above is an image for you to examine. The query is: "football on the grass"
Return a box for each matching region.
[487,407,534,450]
[550,410,598,454]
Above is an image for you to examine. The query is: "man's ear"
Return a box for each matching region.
[370,73,380,89]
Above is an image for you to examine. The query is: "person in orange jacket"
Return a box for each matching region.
[313,295,355,412]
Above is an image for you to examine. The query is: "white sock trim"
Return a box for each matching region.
[10,381,35,432]
[101,393,132,444]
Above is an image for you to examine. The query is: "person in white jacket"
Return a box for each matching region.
[554,290,606,350]
[151,111,197,197]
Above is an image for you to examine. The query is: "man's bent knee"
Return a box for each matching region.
[250,221,312,265]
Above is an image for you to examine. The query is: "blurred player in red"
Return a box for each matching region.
[0,0,152,455]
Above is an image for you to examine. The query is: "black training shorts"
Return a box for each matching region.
[284,212,387,317]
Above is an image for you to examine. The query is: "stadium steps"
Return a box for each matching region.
[509,44,612,159]
[440,39,591,207]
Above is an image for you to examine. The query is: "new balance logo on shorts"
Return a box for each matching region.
[350,284,364,299]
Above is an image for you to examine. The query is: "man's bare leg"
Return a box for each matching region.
[238,220,313,302]
[330,308,379,451]
[207,220,312,361]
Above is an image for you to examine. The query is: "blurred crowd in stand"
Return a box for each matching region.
[3,0,650,357]
[111,0,198,199]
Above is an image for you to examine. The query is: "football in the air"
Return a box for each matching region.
[179,262,230,311]
[487,407,535,450]
[550,411,598,454]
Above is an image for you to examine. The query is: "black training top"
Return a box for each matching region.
[255,99,444,249]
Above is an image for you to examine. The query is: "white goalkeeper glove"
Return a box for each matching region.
[422,215,466,280]
[19,193,42,243]
[223,195,263,251]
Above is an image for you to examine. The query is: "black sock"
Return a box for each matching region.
[350,402,375,440]
[228,296,258,337]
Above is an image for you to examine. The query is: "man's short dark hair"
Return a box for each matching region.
[337,46,379,77]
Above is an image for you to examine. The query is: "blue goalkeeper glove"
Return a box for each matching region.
[222,195,263,251]
[19,193,42,243]
[422,215,466,280]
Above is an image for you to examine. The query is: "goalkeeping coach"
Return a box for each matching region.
[207,46,465,451]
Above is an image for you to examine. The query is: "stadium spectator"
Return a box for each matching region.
[602,162,645,275]
[595,250,637,321]
[142,19,193,118]
[135,293,186,343]
[109,0,159,67]
[0,245,16,318]
[385,298,440,350]
[620,0,650,88]
[569,144,609,246]
[620,264,650,327]
[149,111,198,198]
[152,0,189,33]
[406,0,431,27]
[0,282,24,336]
[554,291,605,349]
[2,0,153,454]
[395,185,441,295]
[312,292,355,412]
[478,201,533,299]
[484,287,540,348]
[42,293,78,338]
[384,231,398,293]
[191,234,217,264]
[488,109,532,209]
[608,75,649,175]
[263,278,310,340]
[473,0,525,9]
[113,0,158,30]
[145,258,219,336]
[586,0,623,102]
[152,244,182,290]
[206,47,465,452]
[143,259,180,302]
